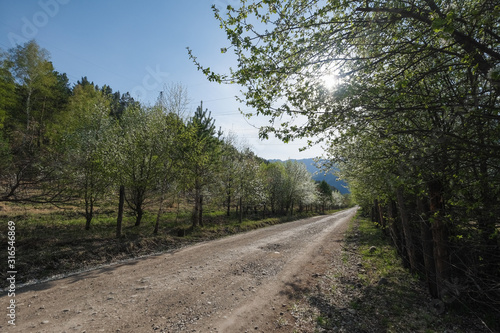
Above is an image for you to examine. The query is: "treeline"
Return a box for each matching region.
[0,40,348,234]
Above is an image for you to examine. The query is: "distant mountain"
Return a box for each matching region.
[268,158,350,194]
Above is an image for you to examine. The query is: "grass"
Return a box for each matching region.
[296,214,494,333]
[0,202,341,288]
[350,216,476,332]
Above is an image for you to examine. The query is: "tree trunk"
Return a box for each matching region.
[378,202,386,234]
[154,190,166,234]
[116,185,125,238]
[374,199,387,236]
[428,180,450,299]
[85,208,93,231]
[417,196,438,298]
[84,196,93,230]
[387,199,405,260]
[239,196,243,223]
[198,194,203,227]
[135,206,143,227]
[373,199,380,224]
[37,98,46,148]
[85,214,92,230]
[477,159,498,273]
[25,88,32,131]
[192,185,201,228]
[396,187,418,273]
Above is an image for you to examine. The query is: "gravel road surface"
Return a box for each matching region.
[2,207,357,332]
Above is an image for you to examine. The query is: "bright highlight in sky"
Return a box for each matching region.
[321,73,341,90]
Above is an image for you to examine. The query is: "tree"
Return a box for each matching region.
[219,133,240,216]
[281,160,315,215]
[317,180,332,212]
[152,88,190,234]
[181,101,223,228]
[157,82,190,119]
[260,160,315,216]
[195,0,500,310]
[235,147,265,221]
[1,40,70,202]
[0,51,16,181]
[191,0,500,159]
[331,191,344,209]
[261,162,286,215]
[296,177,317,212]
[57,83,114,230]
[152,112,185,234]
[8,40,63,140]
[117,104,174,227]
[0,50,16,131]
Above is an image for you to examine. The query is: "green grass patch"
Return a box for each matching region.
[357,218,407,284]
[299,214,493,333]
[338,216,491,332]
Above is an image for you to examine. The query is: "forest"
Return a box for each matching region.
[0,40,348,231]
[191,0,500,325]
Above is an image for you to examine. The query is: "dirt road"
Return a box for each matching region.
[2,208,357,333]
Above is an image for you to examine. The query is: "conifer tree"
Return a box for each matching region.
[182,101,223,227]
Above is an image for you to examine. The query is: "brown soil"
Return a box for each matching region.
[1,208,357,332]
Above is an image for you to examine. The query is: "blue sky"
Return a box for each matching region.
[0,0,324,160]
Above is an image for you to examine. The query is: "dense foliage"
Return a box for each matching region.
[0,40,347,232]
[193,0,500,323]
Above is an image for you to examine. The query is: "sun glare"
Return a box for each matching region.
[321,74,341,90]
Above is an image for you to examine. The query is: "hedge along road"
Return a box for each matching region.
[2,207,358,333]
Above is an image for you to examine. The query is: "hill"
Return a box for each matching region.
[269,158,350,194]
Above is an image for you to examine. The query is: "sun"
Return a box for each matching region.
[320,73,341,90]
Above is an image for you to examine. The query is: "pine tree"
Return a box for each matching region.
[182,101,223,228]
